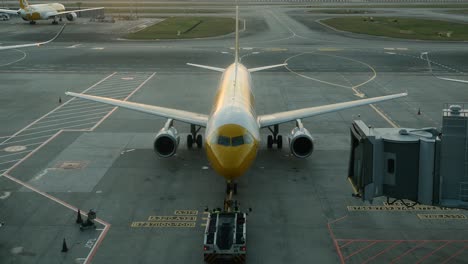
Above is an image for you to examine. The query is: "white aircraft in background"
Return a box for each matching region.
[0,24,64,50]
[421,52,468,84]
[0,0,103,24]
[66,7,407,193]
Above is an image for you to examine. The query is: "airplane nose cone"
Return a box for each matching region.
[205,124,259,181]
[207,143,257,180]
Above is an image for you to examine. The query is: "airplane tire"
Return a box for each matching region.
[196,135,203,149]
[267,135,273,149]
[277,135,283,149]
[187,134,193,149]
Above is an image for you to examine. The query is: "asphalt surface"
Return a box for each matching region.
[0,5,468,264]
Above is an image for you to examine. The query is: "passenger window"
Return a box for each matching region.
[217,136,230,146]
[232,136,244,146]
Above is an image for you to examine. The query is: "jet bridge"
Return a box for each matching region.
[348,104,468,209]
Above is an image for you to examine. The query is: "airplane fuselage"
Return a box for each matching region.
[19,3,64,21]
[205,63,260,181]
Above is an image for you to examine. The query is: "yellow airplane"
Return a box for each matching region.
[0,24,64,50]
[66,7,406,193]
[0,0,103,24]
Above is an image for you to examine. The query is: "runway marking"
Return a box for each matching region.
[3,145,27,152]
[174,210,198,215]
[0,49,27,67]
[384,48,395,50]
[385,52,396,55]
[418,214,467,220]
[91,47,105,50]
[131,222,196,228]
[347,205,459,211]
[147,216,197,221]
[35,111,111,124]
[0,191,11,199]
[0,72,157,264]
[318,48,342,52]
[67,44,82,49]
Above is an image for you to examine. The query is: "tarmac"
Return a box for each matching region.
[0,5,467,264]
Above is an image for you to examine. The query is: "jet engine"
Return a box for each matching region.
[66,12,77,21]
[154,119,180,158]
[288,119,314,158]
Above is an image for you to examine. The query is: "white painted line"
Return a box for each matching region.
[67,44,82,49]
[0,191,11,199]
[0,150,32,159]
[0,135,54,146]
[24,116,102,131]
[10,122,97,138]
[46,105,112,116]
[91,90,135,97]
[384,48,395,50]
[396,48,408,51]
[0,73,116,145]
[385,52,396,55]
[90,73,156,131]
[91,47,105,50]
[0,159,22,165]
[35,111,111,125]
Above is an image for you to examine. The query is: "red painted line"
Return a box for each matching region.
[339,240,354,249]
[441,245,468,264]
[391,242,427,263]
[344,241,377,260]
[327,215,348,264]
[362,241,402,264]
[415,241,451,264]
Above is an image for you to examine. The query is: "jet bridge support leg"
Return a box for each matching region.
[267,124,283,149]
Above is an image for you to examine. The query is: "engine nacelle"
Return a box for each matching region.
[66,12,77,21]
[154,121,179,158]
[288,122,314,158]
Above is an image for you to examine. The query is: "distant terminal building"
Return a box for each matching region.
[348,104,468,209]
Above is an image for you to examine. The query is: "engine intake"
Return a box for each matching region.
[66,12,77,21]
[288,120,314,158]
[154,119,179,158]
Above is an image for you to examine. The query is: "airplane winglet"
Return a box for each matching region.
[186,63,225,72]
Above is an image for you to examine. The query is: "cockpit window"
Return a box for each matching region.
[217,136,230,146]
[232,136,244,146]
[243,134,253,144]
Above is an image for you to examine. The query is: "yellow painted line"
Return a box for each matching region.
[203,211,209,215]
[347,177,359,196]
[202,217,208,220]
[383,202,458,210]
[131,221,196,228]
[417,214,467,220]
[174,210,198,215]
[369,104,399,128]
[396,48,408,51]
[348,205,460,211]
[264,48,288,52]
[200,223,207,227]
[147,216,197,221]
[318,48,342,52]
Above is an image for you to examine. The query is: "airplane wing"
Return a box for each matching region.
[257,93,407,128]
[0,24,65,51]
[55,7,104,16]
[65,92,209,127]
[0,8,19,15]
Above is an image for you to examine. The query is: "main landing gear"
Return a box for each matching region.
[29,20,36,25]
[187,124,203,149]
[266,124,282,149]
